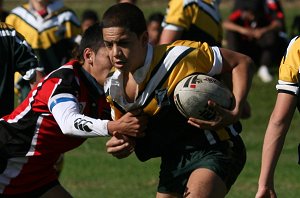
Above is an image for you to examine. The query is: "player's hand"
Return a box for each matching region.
[106,132,136,159]
[255,186,277,198]
[253,28,266,39]
[187,100,238,130]
[110,109,148,137]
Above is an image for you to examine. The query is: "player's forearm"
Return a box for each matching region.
[50,94,110,137]
[159,29,182,44]
[231,56,254,119]
[223,20,246,34]
[258,123,286,187]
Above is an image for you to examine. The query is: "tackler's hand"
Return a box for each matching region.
[112,109,148,138]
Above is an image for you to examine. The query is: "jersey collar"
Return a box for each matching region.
[133,43,153,84]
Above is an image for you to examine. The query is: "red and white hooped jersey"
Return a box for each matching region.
[0,60,111,195]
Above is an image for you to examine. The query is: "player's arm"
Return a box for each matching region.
[159,27,183,44]
[257,36,300,198]
[159,0,187,44]
[220,48,254,121]
[50,93,147,137]
[223,19,254,38]
[256,93,297,198]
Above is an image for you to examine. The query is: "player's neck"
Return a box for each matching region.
[123,72,138,103]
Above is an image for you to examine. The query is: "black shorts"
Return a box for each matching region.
[0,180,59,198]
[158,136,246,194]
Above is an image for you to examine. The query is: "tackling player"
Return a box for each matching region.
[0,23,146,197]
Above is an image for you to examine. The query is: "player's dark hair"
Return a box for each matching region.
[81,9,99,23]
[148,12,164,25]
[74,22,104,63]
[102,3,147,37]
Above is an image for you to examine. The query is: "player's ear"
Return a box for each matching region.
[83,48,94,65]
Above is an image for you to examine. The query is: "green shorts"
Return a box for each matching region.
[157,136,246,194]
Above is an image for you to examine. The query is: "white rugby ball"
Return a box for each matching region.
[173,74,234,120]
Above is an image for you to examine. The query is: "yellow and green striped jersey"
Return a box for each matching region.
[5,2,81,74]
[162,0,222,46]
[105,40,241,161]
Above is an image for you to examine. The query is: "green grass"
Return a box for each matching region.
[6,0,300,197]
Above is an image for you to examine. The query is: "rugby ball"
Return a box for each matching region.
[173,74,234,120]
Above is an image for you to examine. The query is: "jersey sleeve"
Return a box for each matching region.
[276,36,300,95]
[13,31,40,80]
[43,68,110,137]
[193,42,223,76]
[49,93,110,137]
[1,22,40,80]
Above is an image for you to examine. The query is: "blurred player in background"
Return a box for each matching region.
[159,0,222,46]
[147,12,164,46]
[0,23,146,197]
[75,9,100,45]
[223,0,287,83]
[81,9,99,33]
[256,36,300,198]
[102,3,254,197]
[0,22,43,117]
[159,0,252,119]
[6,0,82,102]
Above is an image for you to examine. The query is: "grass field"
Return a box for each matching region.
[5,0,300,197]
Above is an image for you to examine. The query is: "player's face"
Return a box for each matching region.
[81,19,97,33]
[91,46,113,85]
[147,21,161,46]
[103,27,148,73]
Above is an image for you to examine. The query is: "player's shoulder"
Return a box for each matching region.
[47,62,77,81]
[289,36,300,48]
[285,36,300,57]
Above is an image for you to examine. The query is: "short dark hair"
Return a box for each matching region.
[102,3,147,37]
[81,9,99,23]
[148,12,164,24]
[74,23,104,62]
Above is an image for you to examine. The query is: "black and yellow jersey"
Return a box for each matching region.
[162,0,222,46]
[0,22,38,117]
[276,36,300,96]
[105,40,242,161]
[5,1,81,74]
